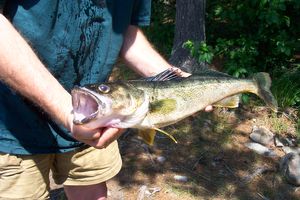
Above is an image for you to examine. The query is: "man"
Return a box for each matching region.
[0,1,211,199]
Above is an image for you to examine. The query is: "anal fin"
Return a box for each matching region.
[213,95,240,108]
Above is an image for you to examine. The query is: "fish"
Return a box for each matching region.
[71,69,278,145]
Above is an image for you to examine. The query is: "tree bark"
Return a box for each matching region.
[169,0,207,73]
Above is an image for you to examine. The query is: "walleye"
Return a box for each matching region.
[71,70,278,145]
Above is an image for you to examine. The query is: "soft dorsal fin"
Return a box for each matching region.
[193,68,233,78]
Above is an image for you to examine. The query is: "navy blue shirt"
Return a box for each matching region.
[0,0,151,154]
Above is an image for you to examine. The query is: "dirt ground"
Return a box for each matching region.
[50,105,300,200]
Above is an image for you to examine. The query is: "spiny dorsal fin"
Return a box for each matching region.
[143,66,235,82]
[143,68,183,81]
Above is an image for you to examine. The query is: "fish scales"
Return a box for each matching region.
[131,77,256,128]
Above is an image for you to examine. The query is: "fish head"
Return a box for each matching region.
[71,82,147,129]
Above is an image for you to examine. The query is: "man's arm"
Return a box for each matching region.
[0,14,72,129]
[120,25,213,112]
[120,25,192,77]
[0,14,107,147]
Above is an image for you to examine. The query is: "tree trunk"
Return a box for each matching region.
[169,0,206,73]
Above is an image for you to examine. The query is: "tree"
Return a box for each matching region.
[169,0,207,73]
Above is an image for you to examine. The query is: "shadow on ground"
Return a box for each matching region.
[49,105,299,200]
[113,107,300,200]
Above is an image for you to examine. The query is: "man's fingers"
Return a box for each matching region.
[205,105,213,112]
[85,128,124,149]
[170,66,191,77]
[71,124,103,140]
[96,127,124,148]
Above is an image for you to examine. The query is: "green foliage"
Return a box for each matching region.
[241,94,250,105]
[205,0,300,108]
[206,0,300,77]
[271,69,300,109]
[183,40,214,64]
[143,0,176,58]
[213,38,259,77]
[145,0,300,109]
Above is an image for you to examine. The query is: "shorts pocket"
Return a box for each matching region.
[0,153,23,177]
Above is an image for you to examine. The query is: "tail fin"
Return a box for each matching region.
[253,73,278,112]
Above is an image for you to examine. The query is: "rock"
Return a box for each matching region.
[282,146,300,155]
[245,142,277,157]
[241,166,272,184]
[274,137,284,147]
[137,185,149,200]
[173,175,188,182]
[275,136,297,147]
[137,185,161,200]
[156,156,166,164]
[284,137,297,147]
[249,126,274,146]
[280,153,300,186]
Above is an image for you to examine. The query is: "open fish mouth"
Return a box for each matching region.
[71,86,103,125]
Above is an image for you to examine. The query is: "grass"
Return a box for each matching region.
[271,69,300,109]
[268,112,294,134]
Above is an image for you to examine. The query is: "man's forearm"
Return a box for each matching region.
[0,14,72,130]
[120,25,172,77]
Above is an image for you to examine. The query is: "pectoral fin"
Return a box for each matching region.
[138,128,177,146]
[138,129,157,145]
[213,95,240,108]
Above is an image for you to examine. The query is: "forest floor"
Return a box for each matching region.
[50,106,299,200]
[107,106,299,200]
[50,65,300,200]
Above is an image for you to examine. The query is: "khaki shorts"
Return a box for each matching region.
[0,141,122,200]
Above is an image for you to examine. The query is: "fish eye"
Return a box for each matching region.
[98,84,110,93]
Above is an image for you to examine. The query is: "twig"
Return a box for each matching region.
[257,192,270,200]
[179,165,212,183]
[223,162,237,178]
[141,144,156,166]
[241,166,275,184]
[192,151,207,170]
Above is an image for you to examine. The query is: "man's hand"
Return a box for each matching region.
[68,116,124,149]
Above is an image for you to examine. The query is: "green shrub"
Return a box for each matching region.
[183,40,214,64]
[143,0,175,58]
[144,0,300,109]
[271,68,300,109]
[206,0,300,77]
